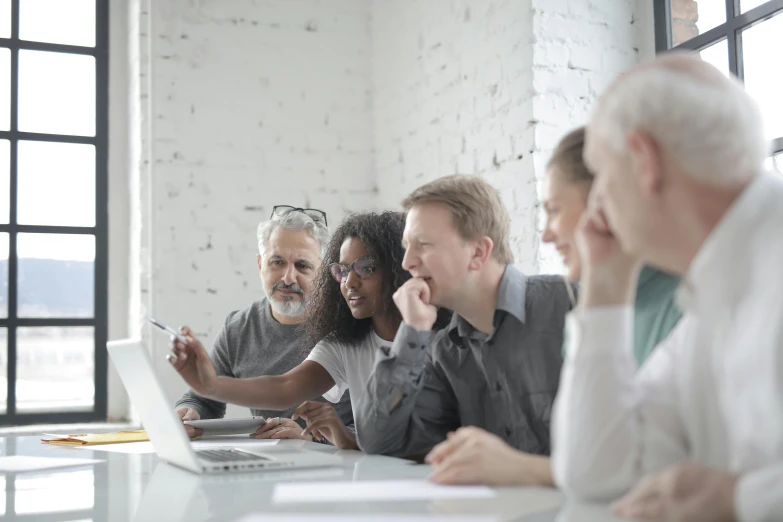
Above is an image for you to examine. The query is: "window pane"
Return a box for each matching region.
[741,0,772,12]
[742,14,783,141]
[0,47,9,132]
[0,140,8,223]
[18,50,95,136]
[18,233,94,318]
[768,151,783,176]
[16,326,94,412]
[0,328,6,414]
[18,141,95,226]
[0,0,9,39]
[20,0,95,47]
[0,233,7,318]
[671,0,727,47]
[698,39,730,77]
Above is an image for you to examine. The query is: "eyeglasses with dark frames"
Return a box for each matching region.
[271,205,328,226]
[329,256,376,283]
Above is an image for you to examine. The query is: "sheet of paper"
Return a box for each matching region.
[272,479,496,504]
[40,429,148,445]
[75,441,157,454]
[72,437,280,454]
[236,513,503,522]
[0,455,103,473]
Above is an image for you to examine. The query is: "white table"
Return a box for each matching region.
[0,435,623,521]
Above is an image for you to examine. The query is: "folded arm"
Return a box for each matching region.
[355,324,460,456]
[553,307,691,500]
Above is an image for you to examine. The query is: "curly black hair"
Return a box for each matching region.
[305,211,409,347]
[305,211,451,347]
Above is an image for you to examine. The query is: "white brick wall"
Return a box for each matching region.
[372,0,649,274]
[132,0,376,405]
[531,0,647,273]
[127,0,652,412]
[372,0,539,271]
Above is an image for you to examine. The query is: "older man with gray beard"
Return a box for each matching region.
[175,206,353,438]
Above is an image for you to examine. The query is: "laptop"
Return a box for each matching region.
[107,339,343,474]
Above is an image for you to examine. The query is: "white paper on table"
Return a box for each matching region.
[0,455,104,473]
[74,441,157,454]
[236,513,502,522]
[71,437,280,455]
[272,479,496,504]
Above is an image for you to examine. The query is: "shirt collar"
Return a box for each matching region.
[447,265,527,344]
[637,265,661,287]
[679,174,774,312]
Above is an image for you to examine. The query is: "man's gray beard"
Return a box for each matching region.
[268,295,307,317]
[264,280,307,317]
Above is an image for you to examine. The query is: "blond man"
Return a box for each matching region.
[356,175,573,486]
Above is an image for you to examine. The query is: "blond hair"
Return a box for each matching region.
[402,175,513,264]
[548,127,593,185]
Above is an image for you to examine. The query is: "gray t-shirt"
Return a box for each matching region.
[175,298,354,427]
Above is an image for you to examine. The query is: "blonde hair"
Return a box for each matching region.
[548,127,593,186]
[402,175,513,264]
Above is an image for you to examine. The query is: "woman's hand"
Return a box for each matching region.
[293,401,358,450]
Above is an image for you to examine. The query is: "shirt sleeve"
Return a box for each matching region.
[354,323,460,457]
[552,307,691,500]
[174,320,233,419]
[736,463,783,522]
[306,340,348,404]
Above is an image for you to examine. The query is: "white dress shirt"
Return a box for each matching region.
[552,173,783,522]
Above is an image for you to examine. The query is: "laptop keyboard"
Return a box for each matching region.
[197,449,267,463]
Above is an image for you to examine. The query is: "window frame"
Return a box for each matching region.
[654,0,783,155]
[0,0,109,424]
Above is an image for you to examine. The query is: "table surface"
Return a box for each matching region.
[0,434,625,522]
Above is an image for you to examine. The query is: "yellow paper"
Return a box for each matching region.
[42,430,148,446]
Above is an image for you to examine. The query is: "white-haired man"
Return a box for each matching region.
[175,206,353,438]
[552,53,783,522]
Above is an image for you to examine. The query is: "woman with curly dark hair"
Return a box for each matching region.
[169,211,445,450]
[303,210,411,348]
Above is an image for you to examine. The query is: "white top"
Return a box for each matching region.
[552,174,783,522]
[307,330,393,411]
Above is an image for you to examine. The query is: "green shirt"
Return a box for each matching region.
[562,266,682,367]
[633,266,682,365]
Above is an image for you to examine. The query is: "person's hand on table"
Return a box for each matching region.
[426,426,553,487]
[252,417,313,441]
[293,401,358,450]
[612,462,738,522]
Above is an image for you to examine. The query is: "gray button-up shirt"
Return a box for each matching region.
[355,266,573,457]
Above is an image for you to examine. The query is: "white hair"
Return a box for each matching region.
[591,54,768,186]
[256,210,329,259]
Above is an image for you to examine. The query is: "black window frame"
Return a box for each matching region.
[0,0,109,425]
[654,0,783,156]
